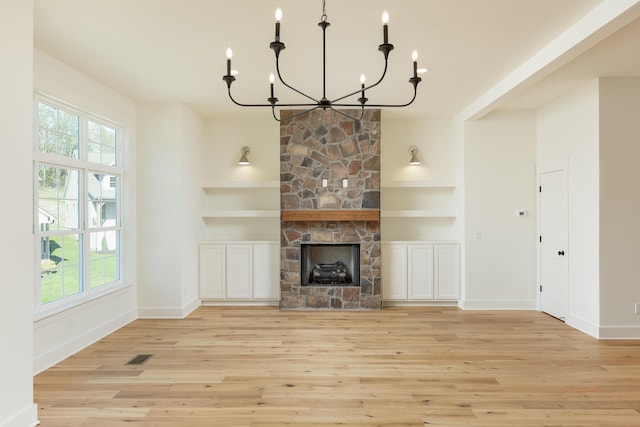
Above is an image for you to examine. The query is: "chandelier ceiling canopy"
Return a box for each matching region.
[222,0,427,121]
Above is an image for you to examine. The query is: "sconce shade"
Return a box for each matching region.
[238,146,251,165]
[408,146,420,165]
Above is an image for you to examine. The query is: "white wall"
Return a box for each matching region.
[137,103,204,317]
[0,2,39,425]
[463,110,538,309]
[202,116,280,242]
[598,77,640,337]
[32,50,138,373]
[203,116,280,183]
[180,106,207,307]
[381,115,460,184]
[537,81,600,335]
[380,116,462,242]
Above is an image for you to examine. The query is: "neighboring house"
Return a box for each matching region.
[39,207,55,259]
[64,170,117,251]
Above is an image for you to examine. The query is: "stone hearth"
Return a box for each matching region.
[279,109,381,310]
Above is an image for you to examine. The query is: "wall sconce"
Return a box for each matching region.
[408,146,421,165]
[238,146,251,165]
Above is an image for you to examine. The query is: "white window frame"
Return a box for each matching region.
[33,94,126,319]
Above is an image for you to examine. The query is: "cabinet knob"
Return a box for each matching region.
[557,250,565,256]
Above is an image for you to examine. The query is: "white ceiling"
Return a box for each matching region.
[33,0,640,119]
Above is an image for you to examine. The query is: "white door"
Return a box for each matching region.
[539,170,568,320]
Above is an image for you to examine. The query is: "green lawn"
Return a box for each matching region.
[41,234,118,305]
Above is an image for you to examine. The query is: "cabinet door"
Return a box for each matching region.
[434,244,460,300]
[253,243,280,299]
[199,244,226,299]
[226,244,253,299]
[382,244,408,300]
[408,245,434,299]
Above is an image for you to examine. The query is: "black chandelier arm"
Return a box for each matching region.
[275,55,319,104]
[331,82,419,109]
[226,87,319,108]
[273,105,324,122]
[329,55,391,104]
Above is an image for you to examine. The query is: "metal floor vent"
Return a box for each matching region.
[126,354,154,365]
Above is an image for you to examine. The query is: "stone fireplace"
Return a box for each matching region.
[279,109,381,310]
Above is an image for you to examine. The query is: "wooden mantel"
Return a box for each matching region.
[281,209,380,222]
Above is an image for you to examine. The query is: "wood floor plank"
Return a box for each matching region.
[34,306,640,426]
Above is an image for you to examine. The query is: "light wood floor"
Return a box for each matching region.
[35,307,640,426]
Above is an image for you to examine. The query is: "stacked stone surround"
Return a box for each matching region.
[280,109,382,310]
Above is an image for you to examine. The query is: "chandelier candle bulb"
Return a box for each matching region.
[275,8,282,42]
[225,48,233,76]
[382,11,389,44]
[412,50,418,78]
[360,74,366,96]
[269,73,275,97]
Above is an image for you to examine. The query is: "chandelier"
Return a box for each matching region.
[222,0,426,121]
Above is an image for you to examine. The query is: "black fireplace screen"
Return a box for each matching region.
[300,243,360,286]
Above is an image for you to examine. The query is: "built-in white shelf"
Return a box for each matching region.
[201,210,280,218]
[381,210,457,218]
[202,181,279,189]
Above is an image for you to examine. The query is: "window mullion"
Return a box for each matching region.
[81,165,89,297]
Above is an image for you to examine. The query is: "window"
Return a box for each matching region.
[34,97,123,313]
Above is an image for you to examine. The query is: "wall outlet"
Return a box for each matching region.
[635,303,640,314]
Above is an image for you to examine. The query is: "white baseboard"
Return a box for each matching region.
[382,300,458,307]
[0,403,38,427]
[182,297,201,317]
[33,309,136,375]
[566,314,640,339]
[458,299,537,310]
[598,324,640,339]
[565,314,600,338]
[137,297,202,318]
[200,299,279,307]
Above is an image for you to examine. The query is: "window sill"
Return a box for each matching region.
[33,282,133,324]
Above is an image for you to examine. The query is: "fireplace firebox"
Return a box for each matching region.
[301,243,360,286]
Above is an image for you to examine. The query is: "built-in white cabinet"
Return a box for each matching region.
[382,244,408,300]
[382,242,460,304]
[253,243,279,299]
[199,244,226,299]
[225,244,253,299]
[199,242,279,304]
[408,245,435,299]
